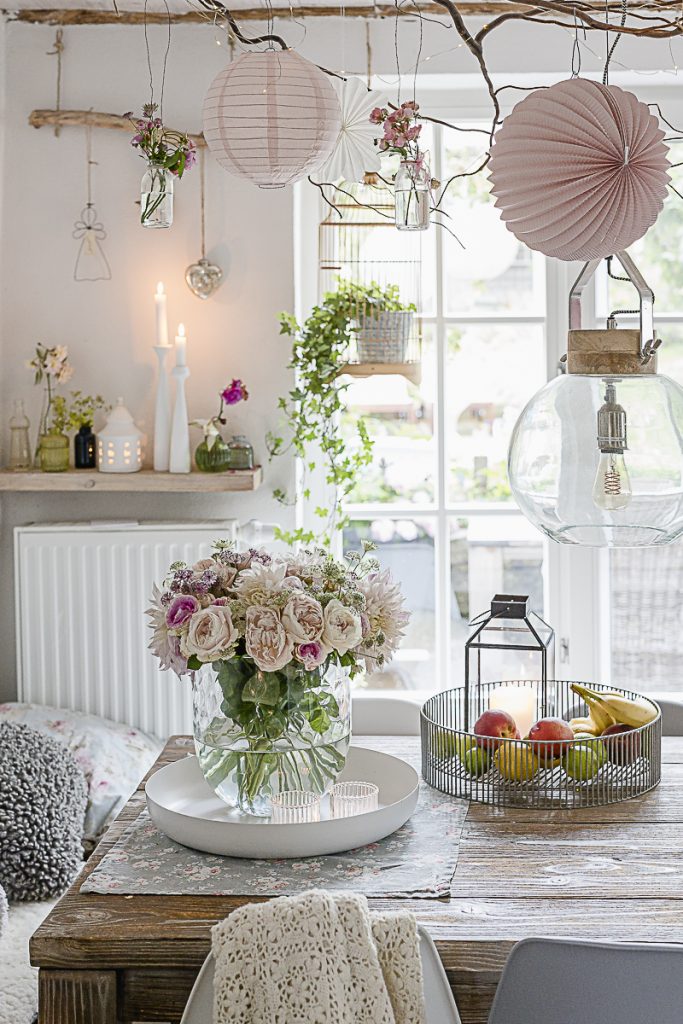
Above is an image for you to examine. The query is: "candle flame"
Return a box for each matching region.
[156,281,165,296]
[177,323,186,337]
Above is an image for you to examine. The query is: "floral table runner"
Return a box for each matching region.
[82,781,468,899]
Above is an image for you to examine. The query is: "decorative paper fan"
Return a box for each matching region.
[488,78,670,261]
[318,77,387,183]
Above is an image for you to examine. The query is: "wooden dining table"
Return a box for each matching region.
[31,733,683,1024]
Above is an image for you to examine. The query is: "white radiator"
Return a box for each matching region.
[14,520,238,738]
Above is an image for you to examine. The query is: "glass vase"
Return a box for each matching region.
[34,385,51,468]
[8,400,31,471]
[192,658,352,817]
[227,434,254,470]
[195,437,231,473]
[140,162,174,229]
[40,433,69,472]
[394,159,431,231]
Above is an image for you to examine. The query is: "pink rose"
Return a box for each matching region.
[245,606,293,672]
[295,642,330,671]
[180,605,238,663]
[166,594,199,629]
[281,592,324,645]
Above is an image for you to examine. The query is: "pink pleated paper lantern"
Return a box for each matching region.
[203,49,342,189]
[488,78,670,261]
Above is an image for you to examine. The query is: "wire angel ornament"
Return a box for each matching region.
[73,203,112,281]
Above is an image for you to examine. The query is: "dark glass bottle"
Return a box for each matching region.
[74,424,97,469]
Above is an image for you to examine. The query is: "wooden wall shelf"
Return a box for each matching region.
[0,467,263,493]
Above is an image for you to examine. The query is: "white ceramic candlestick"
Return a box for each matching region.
[489,685,537,739]
[153,345,171,471]
[169,364,191,473]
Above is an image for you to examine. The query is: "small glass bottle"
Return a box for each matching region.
[74,424,97,469]
[140,162,174,229]
[227,435,254,470]
[394,159,431,231]
[8,400,31,471]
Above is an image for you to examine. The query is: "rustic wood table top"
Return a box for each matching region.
[31,734,683,1024]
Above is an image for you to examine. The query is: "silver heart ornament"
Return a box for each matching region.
[185,257,223,300]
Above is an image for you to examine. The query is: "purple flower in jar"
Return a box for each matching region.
[166,594,199,629]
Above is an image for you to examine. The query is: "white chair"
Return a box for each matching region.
[181,924,460,1024]
[657,698,683,736]
[488,937,683,1024]
[352,695,421,736]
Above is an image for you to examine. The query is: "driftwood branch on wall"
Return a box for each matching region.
[8,1,681,27]
[28,108,206,145]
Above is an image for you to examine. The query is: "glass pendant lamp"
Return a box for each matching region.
[508,252,683,547]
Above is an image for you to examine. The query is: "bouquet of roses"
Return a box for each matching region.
[147,542,409,812]
[148,541,408,679]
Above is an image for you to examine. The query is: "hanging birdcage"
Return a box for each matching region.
[319,173,423,385]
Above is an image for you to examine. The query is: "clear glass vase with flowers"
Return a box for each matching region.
[191,378,249,473]
[124,104,197,228]
[370,100,431,231]
[148,542,409,816]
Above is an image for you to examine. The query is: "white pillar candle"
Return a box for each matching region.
[175,323,187,366]
[155,282,169,348]
[489,685,537,739]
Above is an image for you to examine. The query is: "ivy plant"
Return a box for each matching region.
[267,279,414,547]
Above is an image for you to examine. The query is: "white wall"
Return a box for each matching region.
[0,12,678,701]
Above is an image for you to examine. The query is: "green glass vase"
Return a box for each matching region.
[195,437,231,473]
[40,433,70,472]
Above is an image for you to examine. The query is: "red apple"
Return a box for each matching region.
[602,723,640,764]
[473,709,520,751]
[527,717,574,761]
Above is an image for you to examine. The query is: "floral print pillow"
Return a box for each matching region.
[0,703,163,848]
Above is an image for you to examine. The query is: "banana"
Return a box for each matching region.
[570,684,615,733]
[569,716,600,736]
[571,684,657,729]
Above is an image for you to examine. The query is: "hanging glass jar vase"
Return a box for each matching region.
[394,159,431,232]
[140,162,174,229]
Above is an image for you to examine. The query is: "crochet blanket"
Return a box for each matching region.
[212,890,425,1024]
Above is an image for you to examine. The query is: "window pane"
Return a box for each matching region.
[343,325,436,506]
[610,547,683,693]
[450,516,545,685]
[441,133,545,316]
[446,323,545,504]
[605,165,683,315]
[344,517,435,690]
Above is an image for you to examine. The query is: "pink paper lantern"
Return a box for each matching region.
[203,49,342,189]
[488,78,670,261]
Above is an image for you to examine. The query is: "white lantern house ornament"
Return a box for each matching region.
[202,49,342,189]
[508,252,683,548]
[98,399,144,473]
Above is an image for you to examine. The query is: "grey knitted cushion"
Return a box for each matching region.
[0,722,87,901]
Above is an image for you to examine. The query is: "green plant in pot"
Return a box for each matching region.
[341,280,417,363]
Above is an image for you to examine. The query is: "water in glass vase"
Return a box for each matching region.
[196,734,351,817]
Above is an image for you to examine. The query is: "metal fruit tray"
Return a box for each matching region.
[421,680,661,808]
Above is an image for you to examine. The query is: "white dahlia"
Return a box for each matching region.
[233,560,295,604]
[357,569,410,671]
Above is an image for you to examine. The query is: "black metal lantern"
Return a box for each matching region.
[464,594,555,730]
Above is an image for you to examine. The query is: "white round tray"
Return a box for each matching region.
[145,746,419,859]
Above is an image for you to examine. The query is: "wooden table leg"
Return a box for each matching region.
[39,969,117,1024]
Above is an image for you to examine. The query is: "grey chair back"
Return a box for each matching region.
[351,696,421,736]
[657,698,683,736]
[488,937,683,1024]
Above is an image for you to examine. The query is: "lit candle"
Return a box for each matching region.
[155,282,169,348]
[175,323,187,366]
[489,685,537,739]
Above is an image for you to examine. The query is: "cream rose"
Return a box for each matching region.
[181,605,238,663]
[281,592,324,645]
[245,606,294,672]
[322,599,363,656]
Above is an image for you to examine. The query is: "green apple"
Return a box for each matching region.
[573,734,607,767]
[563,744,601,781]
[463,746,490,777]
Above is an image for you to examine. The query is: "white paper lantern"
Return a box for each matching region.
[202,49,342,189]
[98,399,143,473]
